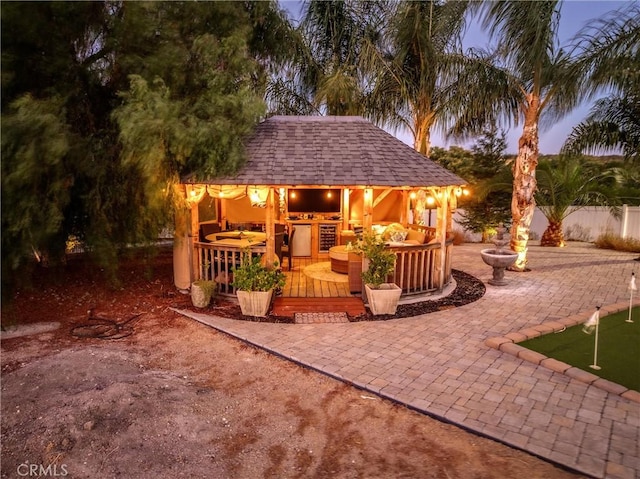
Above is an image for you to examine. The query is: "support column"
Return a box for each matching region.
[220,195,227,230]
[173,184,191,291]
[435,187,449,291]
[401,191,409,226]
[265,187,275,266]
[363,187,373,231]
[342,188,350,231]
[190,199,200,282]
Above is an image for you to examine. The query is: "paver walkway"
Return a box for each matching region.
[177,243,640,479]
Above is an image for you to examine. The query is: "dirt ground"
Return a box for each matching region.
[1,248,584,479]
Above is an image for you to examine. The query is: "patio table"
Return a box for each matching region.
[206,231,267,243]
[208,238,266,249]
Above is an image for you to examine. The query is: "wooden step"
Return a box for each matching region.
[272,297,365,317]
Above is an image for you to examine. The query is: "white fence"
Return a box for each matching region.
[453,205,640,242]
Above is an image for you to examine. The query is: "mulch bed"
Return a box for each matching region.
[203,269,486,323]
[6,246,485,327]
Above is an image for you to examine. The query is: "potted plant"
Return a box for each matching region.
[360,232,401,315]
[190,280,216,308]
[232,250,286,317]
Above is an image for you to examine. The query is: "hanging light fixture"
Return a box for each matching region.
[249,187,269,208]
[185,184,206,204]
[206,185,247,200]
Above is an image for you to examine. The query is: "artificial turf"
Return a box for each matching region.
[520,307,640,392]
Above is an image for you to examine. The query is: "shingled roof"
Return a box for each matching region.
[193,116,466,188]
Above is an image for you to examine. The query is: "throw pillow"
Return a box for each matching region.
[406,229,426,243]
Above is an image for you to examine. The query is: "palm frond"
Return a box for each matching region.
[535,158,617,223]
[569,3,640,98]
[562,94,640,161]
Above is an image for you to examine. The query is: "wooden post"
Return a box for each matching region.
[401,190,409,226]
[363,187,373,231]
[436,187,449,291]
[220,194,227,230]
[190,196,200,282]
[173,184,191,291]
[342,188,350,231]
[265,187,275,266]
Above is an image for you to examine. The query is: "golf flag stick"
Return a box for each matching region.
[583,306,601,370]
[627,272,637,323]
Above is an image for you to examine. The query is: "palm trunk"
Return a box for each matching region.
[540,219,565,247]
[413,113,432,156]
[509,109,540,271]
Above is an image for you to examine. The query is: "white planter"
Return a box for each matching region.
[237,290,273,317]
[365,283,402,315]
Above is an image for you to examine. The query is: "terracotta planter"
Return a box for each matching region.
[364,283,401,315]
[237,290,273,317]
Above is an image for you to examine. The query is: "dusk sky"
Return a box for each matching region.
[279,1,629,154]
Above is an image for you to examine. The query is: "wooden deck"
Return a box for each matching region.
[280,257,353,298]
[272,297,365,317]
[194,236,452,300]
[274,257,365,317]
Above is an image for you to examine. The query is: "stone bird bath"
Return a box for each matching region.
[480,224,518,286]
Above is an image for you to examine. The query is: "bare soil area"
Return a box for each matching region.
[1,248,583,478]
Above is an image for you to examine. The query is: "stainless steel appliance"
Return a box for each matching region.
[291,224,312,257]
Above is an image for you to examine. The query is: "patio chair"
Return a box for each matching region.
[199,223,221,242]
[281,227,295,270]
[274,224,285,265]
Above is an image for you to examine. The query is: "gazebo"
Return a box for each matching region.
[175,116,467,299]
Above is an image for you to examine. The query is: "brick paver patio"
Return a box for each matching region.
[178,242,640,479]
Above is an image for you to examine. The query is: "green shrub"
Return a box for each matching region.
[232,250,286,292]
[191,280,216,298]
[359,232,396,289]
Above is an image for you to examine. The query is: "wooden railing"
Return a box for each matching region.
[406,224,437,242]
[194,241,266,296]
[385,239,453,296]
[194,238,453,298]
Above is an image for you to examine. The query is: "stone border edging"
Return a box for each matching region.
[485,301,640,404]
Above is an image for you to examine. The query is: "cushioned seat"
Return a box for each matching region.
[281,228,295,270]
[199,223,221,242]
[329,246,350,274]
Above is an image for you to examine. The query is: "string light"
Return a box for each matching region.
[186,185,206,204]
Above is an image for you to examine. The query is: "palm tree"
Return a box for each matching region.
[563,5,640,162]
[447,1,582,271]
[563,5,640,260]
[367,1,470,156]
[269,0,473,159]
[267,0,385,116]
[535,158,616,247]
